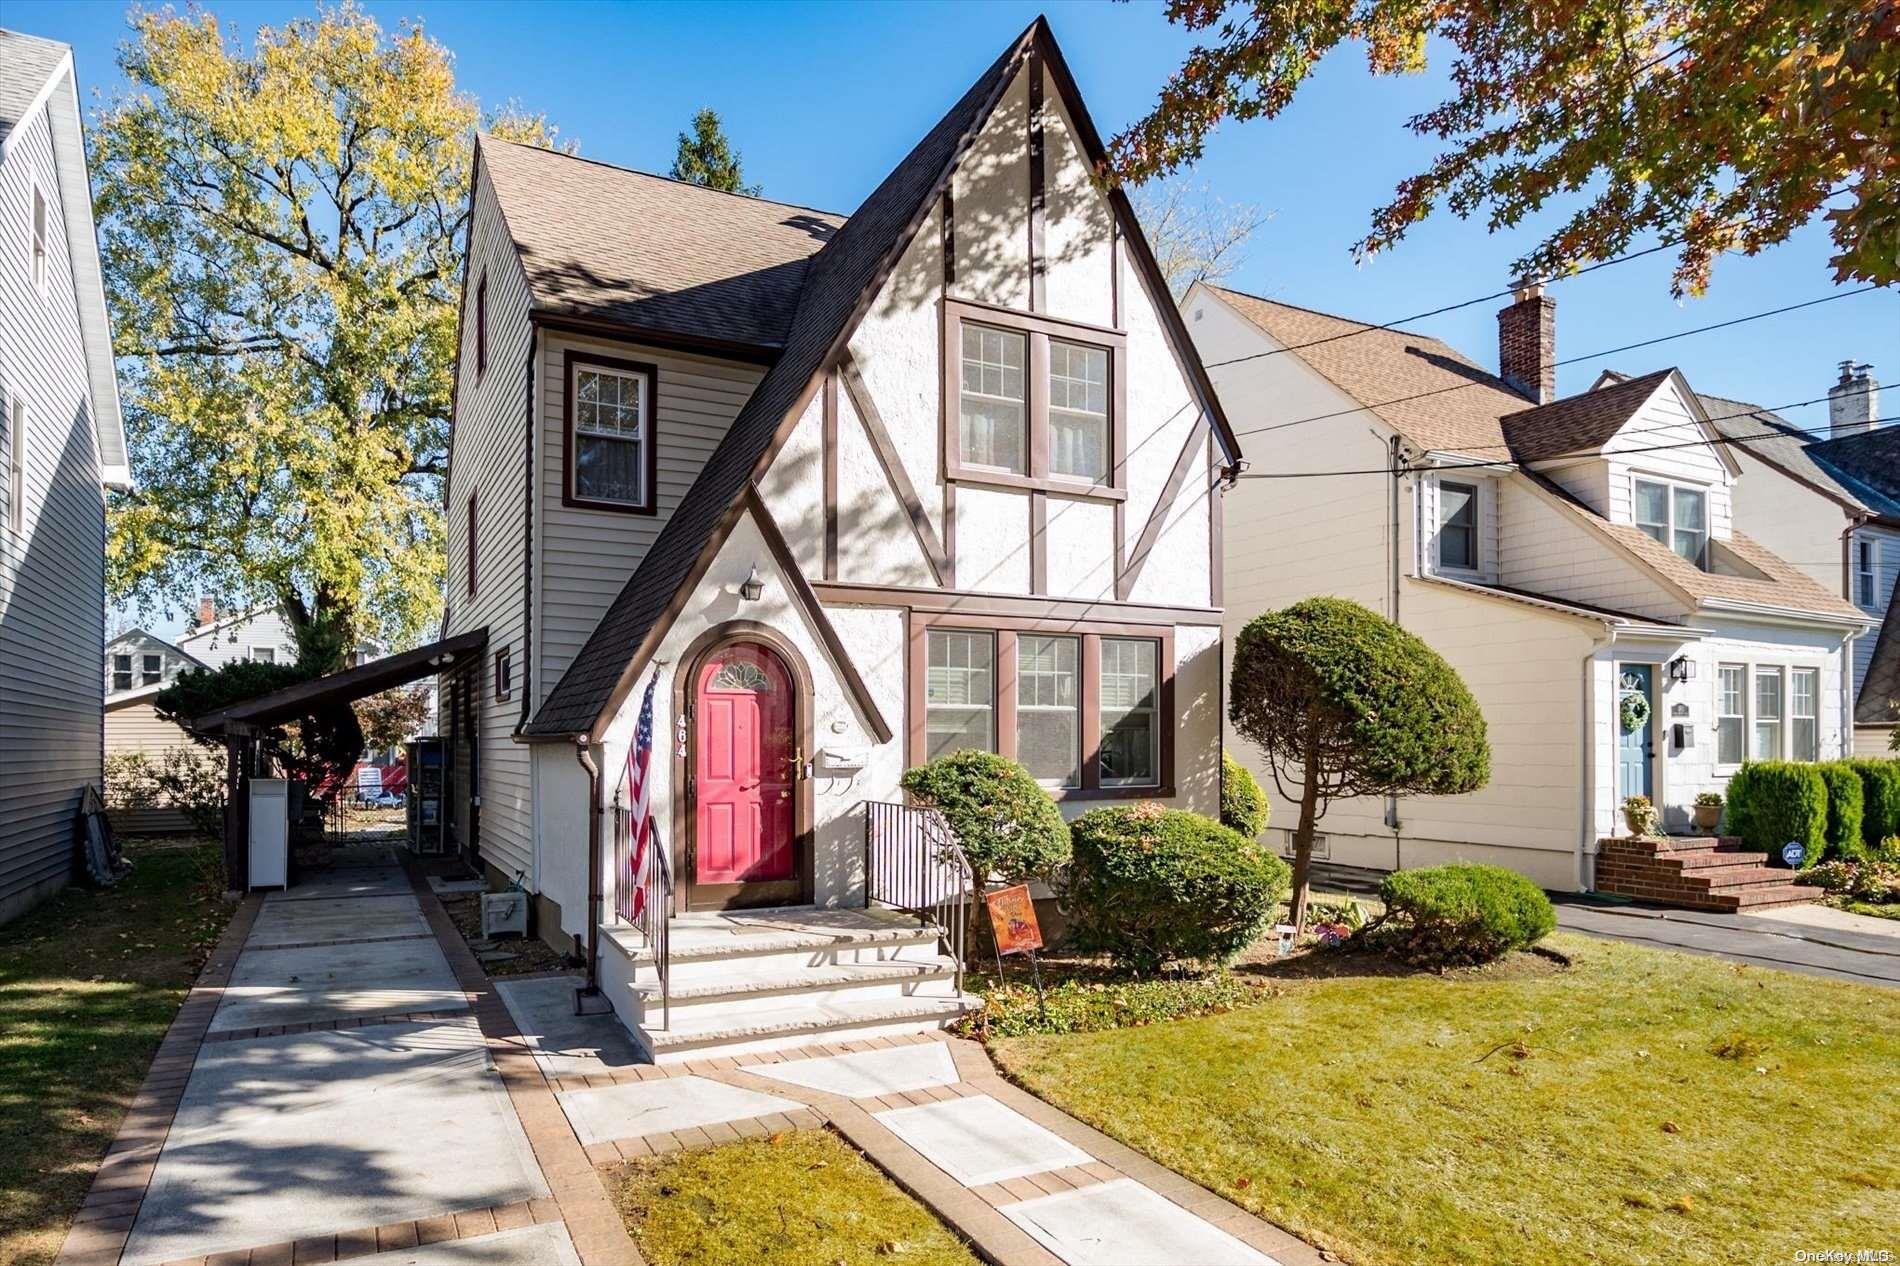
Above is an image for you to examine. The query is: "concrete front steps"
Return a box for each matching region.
[602,906,980,1064]
[1594,835,1816,912]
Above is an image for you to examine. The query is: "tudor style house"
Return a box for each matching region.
[1188,280,1867,907]
[437,20,1237,1058]
[0,30,129,923]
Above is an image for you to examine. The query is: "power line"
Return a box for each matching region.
[1228,286,1880,442]
[1233,393,1898,480]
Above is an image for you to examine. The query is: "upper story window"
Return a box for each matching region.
[112,653,133,692]
[251,646,277,664]
[1857,539,1877,607]
[494,646,513,702]
[565,353,658,514]
[475,273,488,379]
[7,392,26,534]
[942,301,1125,499]
[466,491,478,596]
[1437,481,1478,571]
[142,654,163,686]
[32,186,49,293]
[1634,477,1707,568]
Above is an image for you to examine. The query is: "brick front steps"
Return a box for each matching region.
[1594,835,1816,912]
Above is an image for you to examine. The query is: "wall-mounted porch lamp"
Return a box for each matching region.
[1667,656,1696,684]
[739,565,764,602]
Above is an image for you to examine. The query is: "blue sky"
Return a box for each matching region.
[11,0,1895,633]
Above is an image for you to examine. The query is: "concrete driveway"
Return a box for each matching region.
[1554,897,1900,988]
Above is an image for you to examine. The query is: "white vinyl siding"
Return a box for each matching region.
[0,105,107,922]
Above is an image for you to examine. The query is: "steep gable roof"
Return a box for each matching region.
[480,137,845,352]
[1205,286,1530,455]
[0,29,65,145]
[1500,369,1676,461]
[1694,389,1900,521]
[1809,426,1900,518]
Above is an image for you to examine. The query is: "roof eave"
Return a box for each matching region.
[1693,597,1869,631]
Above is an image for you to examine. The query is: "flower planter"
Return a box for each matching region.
[1691,804,1723,834]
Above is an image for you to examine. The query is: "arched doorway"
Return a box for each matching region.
[680,629,811,910]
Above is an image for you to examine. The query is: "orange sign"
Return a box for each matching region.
[985,884,1044,957]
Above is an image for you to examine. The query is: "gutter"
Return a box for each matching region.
[1696,597,1872,631]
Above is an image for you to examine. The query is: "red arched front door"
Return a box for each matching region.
[690,641,801,909]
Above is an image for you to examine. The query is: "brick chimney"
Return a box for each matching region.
[196,596,215,629]
[1498,279,1556,404]
[1828,361,1878,438]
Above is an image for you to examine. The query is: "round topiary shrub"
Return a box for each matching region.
[1062,802,1289,974]
[1220,751,1268,839]
[899,750,1070,884]
[1376,863,1555,967]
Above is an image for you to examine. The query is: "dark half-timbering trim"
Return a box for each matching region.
[822,369,839,581]
[1027,43,1046,314]
[839,353,950,585]
[814,579,1221,627]
[1029,491,1048,594]
[1119,418,1208,601]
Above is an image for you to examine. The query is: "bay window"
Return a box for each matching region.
[943,300,1125,497]
[1791,668,1819,761]
[565,352,658,513]
[912,616,1171,796]
[1715,664,1745,765]
[1751,667,1782,761]
[1633,477,1708,568]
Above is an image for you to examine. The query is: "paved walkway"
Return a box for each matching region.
[1555,897,1900,988]
[494,972,1319,1266]
[57,845,640,1266]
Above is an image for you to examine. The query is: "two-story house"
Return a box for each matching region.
[1188,280,1866,907]
[438,19,1238,1059]
[0,30,130,923]
[1698,365,1900,750]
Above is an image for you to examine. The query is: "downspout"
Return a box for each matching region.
[1840,512,1870,756]
[1579,627,1615,892]
[1385,432,1404,851]
[575,738,602,998]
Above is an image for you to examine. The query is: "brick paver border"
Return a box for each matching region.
[149,1195,570,1266]
[403,864,644,1266]
[55,890,266,1266]
[199,1007,470,1044]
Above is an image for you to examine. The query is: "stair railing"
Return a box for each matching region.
[612,792,673,1030]
[863,800,975,994]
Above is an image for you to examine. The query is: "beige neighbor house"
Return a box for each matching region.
[0,30,130,923]
[436,19,1239,1060]
[1187,280,1869,903]
[1693,365,1900,751]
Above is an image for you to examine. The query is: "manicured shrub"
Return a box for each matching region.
[1376,863,1555,966]
[1219,751,1268,838]
[1725,761,1828,867]
[1843,759,1900,851]
[1063,802,1289,974]
[899,750,1069,884]
[1817,762,1867,861]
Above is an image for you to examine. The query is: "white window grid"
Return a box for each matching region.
[959,324,1027,474]
[1715,663,1745,766]
[1791,667,1819,762]
[1436,480,1480,572]
[1712,660,1825,768]
[1633,476,1709,568]
[1751,666,1783,762]
[1047,340,1108,480]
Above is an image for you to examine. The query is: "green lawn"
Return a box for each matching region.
[613,1129,981,1266]
[0,838,233,1266]
[990,932,1900,1266]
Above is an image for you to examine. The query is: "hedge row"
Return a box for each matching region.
[1726,758,1900,866]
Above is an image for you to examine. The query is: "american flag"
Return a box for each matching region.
[622,675,658,922]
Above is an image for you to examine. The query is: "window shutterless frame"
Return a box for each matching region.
[563,350,659,515]
[494,646,512,702]
[906,611,1173,798]
[940,298,1127,501]
[1436,479,1479,572]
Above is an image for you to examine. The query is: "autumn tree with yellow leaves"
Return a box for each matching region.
[97,4,566,669]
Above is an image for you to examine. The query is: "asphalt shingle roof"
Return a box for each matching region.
[1501,369,1677,462]
[481,138,846,350]
[0,29,67,146]
[524,26,1030,737]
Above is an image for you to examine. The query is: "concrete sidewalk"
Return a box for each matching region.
[60,845,638,1266]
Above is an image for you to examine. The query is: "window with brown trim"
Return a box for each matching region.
[466,491,478,596]
[475,272,488,378]
[909,613,1172,798]
[494,646,512,701]
[941,299,1126,500]
[563,351,659,514]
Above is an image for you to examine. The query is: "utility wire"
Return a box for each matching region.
[1229,286,1882,442]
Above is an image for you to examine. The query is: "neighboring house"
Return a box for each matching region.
[105,626,201,697]
[0,30,130,923]
[1187,280,1867,898]
[439,19,1237,1058]
[1694,365,1900,750]
[176,598,303,668]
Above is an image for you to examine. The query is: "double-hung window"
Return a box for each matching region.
[112,654,133,692]
[566,354,658,513]
[915,619,1170,796]
[944,302,1124,497]
[1715,663,1745,765]
[1751,666,1783,761]
[251,646,276,665]
[1437,481,1478,571]
[1857,539,1877,608]
[1791,668,1819,761]
[1633,478,1708,568]
[142,654,162,686]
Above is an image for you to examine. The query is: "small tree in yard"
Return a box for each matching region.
[1229,597,1490,928]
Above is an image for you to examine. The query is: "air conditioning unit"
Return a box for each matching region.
[481,889,528,939]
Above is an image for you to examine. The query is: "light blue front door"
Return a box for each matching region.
[1618,665,1654,801]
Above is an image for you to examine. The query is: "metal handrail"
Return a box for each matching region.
[863,800,975,994]
[612,794,673,1030]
